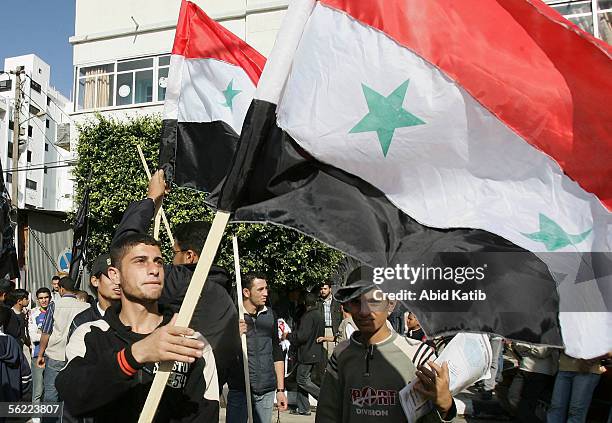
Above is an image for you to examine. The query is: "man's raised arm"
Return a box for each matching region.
[111,169,168,245]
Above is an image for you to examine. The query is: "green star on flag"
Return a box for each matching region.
[350,79,425,156]
[221,79,242,111]
[522,213,592,251]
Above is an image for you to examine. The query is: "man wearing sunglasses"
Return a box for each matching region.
[68,253,121,339]
[316,265,456,423]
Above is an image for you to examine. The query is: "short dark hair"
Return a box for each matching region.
[321,281,332,289]
[243,272,269,290]
[10,289,28,302]
[305,293,318,308]
[110,234,161,268]
[51,276,60,281]
[174,221,211,256]
[36,287,51,298]
[59,276,78,292]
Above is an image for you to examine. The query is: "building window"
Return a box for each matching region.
[30,79,42,93]
[8,120,13,130]
[548,0,612,43]
[28,125,33,137]
[75,54,169,111]
[6,173,12,183]
[44,166,48,174]
[45,143,49,151]
[29,104,41,116]
[0,79,11,92]
[116,57,154,106]
[26,179,37,190]
[27,150,32,162]
[46,119,50,128]
[158,55,170,101]
[77,63,115,110]
[47,96,51,106]
[7,142,13,158]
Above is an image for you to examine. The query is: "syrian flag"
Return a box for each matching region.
[159,0,266,193]
[213,0,612,359]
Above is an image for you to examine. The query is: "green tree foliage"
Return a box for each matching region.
[72,114,343,291]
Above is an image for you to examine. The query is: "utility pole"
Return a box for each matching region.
[10,66,24,207]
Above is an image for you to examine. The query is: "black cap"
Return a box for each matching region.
[333,265,377,303]
[91,254,111,277]
[59,276,78,291]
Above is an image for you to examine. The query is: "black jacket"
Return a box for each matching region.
[287,307,324,364]
[317,297,342,336]
[112,199,241,379]
[68,302,104,340]
[56,305,219,422]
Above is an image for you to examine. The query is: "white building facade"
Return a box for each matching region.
[70,0,288,121]
[0,54,74,212]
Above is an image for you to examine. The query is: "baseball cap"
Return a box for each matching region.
[333,265,377,304]
[91,253,111,277]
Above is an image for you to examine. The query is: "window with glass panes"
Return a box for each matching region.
[546,0,612,43]
[75,55,171,111]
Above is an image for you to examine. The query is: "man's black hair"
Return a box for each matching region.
[321,281,332,289]
[10,288,28,302]
[110,233,161,268]
[0,306,11,328]
[305,292,318,308]
[36,287,51,298]
[173,221,212,256]
[59,276,78,293]
[51,275,60,281]
[243,272,269,290]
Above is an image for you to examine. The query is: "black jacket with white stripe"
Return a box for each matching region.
[55,304,219,422]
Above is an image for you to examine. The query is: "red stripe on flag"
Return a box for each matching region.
[173,0,266,85]
[322,0,612,210]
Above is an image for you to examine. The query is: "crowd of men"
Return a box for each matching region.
[1,170,610,423]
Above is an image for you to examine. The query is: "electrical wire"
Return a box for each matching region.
[2,163,73,173]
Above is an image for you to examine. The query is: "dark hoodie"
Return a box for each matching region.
[112,199,241,384]
[56,304,219,422]
[0,332,31,401]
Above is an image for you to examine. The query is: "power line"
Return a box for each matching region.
[1,159,74,171]
[23,73,75,123]
[2,163,73,173]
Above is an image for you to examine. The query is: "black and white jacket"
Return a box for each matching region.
[56,304,219,422]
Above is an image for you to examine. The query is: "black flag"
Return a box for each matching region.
[0,158,19,280]
[68,187,90,286]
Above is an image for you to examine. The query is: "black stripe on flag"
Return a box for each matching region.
[160,119,239,193]
[214,100,562,345]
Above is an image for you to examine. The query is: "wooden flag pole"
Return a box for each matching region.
[138,211,231,423]
[232,236,254,423]
[136,145,174,244]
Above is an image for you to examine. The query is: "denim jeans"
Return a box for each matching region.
[32,362,45,403]
[42,358,65,423]
[226,389,275,423]
[484,337,503,391]
[296,363,319,414]
[547,371,601,423]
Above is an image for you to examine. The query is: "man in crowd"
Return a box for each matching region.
[56,233,219,421]
[283,292,324,416]
[233,272,288,423]
[0,279,20,339]
[316,265,455,423]
[50,276,61,303]
[111,170,240,393]
[69,253,121,338]
[0,306,31,402]
[9,288,30,348]
[27,287,50,408]
[318,281,342,358]
[36,276,90,403]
